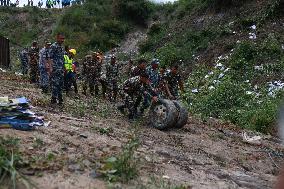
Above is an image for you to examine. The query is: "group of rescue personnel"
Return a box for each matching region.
[19,33,184,120]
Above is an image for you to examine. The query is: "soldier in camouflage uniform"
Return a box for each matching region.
[164,65,184,100]
[98,52,107,98]
[141,59,161,114]
[158,65,167,98]
[130,59,147,77]
[28,41,40,83]
[105,56,119,102]
[82,55,100,96]
[49,33,65,105]
[19,47,29,75]
[92,52,102,96]
[39,41,52,93]
[118,73,158,120]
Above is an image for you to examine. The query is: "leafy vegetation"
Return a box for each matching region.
[139,0,284,133]
[184,38,284,133]
[0,136,30,188]
[54,0,155,57]
[101,137,139,183]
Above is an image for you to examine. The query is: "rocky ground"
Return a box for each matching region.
[0,72,283,189]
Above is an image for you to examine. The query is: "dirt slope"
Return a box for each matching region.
[0,72,283,189]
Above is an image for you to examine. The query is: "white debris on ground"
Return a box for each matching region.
[282,44,284,50]
[0,68,7,72]
[218,73,225,79]
[250,25,257,30]
[254,65,264,71]
[15,72,23,76]
[192,89,199,93]
[249,24,257,40]
[246,91,253,95]
[249,32,257,40]
[268,81,284,97]
[209,86,215,90]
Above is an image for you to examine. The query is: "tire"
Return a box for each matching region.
[173,100,188,128]
[149,99,178,130]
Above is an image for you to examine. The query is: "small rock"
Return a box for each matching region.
[20,168,35,176]
[82,159,91,167]
[68,164,84,172]
[145,156,151,162]
[79,133,88,138]
[89,170,102,179]
[162,175,170,179]
[28,146,34,150]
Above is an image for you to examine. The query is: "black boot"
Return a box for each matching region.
[51,97,57,104]
[117,105,125,114]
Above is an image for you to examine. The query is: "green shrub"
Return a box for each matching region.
[101,137,139,183]
[193,79,251,118]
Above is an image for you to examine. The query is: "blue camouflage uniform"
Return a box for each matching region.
[49,42,64,103]
[39,47,50,92]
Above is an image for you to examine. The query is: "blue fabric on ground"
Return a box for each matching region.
[0,96,45,131]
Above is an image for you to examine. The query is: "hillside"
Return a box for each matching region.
[0,0,284,189]
[140,0,284,134]
[0,0,152,67]
[0,6,62,69]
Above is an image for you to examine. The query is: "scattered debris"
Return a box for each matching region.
[249,32,257,40]
[250,25,257,30]
[242,132,262,145]
[15,72,23,76]
[0,68,7,73]
[209,86,215,90]
[0,97,46,131]
[192,89,199,93]
[268,81,284,97]
[254,65,263,71]
[246,91,253,95]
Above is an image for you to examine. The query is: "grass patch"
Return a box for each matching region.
[100,136,139,183]
[0,136,31,188]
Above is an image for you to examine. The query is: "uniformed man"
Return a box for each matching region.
[146,59,161,89]
[130,59,147,77]
[91,52,101,96]
[164,65,184,100]
[28,41,39,83]
[118,73,158,120]
[64,49,77,94]
[140,58,161,114]
[39,41,52,93]
[82,55,100,96]
[19,47,29,75]
[97,51,107,98]
[106,56,119,102]
[49,33,65,105]
[158,65,167,98]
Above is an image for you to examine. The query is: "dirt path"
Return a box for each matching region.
[0,73,283,189]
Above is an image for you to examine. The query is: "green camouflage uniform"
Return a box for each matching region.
[118,76,156,119]
[28,46,39,83]
[82,58,100,95]
[164,70,182,99]
[105,62,119,101]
